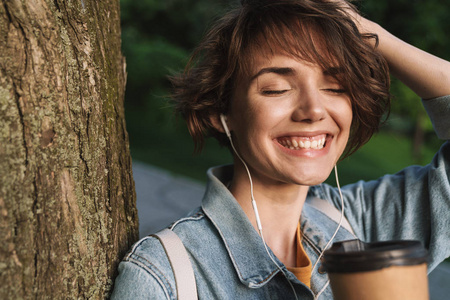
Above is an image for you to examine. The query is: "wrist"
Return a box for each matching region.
[356,16,379,36]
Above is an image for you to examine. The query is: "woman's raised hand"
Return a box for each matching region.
[336,0,450,99]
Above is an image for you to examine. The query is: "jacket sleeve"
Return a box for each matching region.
[314,95,450,272]
[110,237,176,300]
[423,95,450,140]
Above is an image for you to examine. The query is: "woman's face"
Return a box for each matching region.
[226,54,352,187]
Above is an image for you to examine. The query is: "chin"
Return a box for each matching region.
[289,172,332,186]
[284,163,334,185]
[299,178,328,187]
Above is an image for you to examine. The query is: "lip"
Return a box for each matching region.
[274,133,333,158]
[274,130,332,138]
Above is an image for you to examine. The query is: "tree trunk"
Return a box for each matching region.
[0,0,139,298]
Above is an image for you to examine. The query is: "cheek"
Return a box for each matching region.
[337,100,353,132]
[343,113,353,135]
[329,100,353,153]
[341,109,353,155]
[231,99,281,133]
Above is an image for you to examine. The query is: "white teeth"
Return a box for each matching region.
[278,136,326,150]
[318,139,324,148]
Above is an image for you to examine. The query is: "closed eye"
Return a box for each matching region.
[261,89,290,95]
[324,88,346,94]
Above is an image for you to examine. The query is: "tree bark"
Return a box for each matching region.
[0,0,138,298]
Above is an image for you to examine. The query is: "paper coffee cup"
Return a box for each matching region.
[321,239,429,300]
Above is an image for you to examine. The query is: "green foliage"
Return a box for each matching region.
[122,28,187,105]
[359,0,450,57]
[120,0,234,180]
[121,0,230,49]
[120,0,231,111]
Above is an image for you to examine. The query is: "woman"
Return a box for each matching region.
[112,0,450,299]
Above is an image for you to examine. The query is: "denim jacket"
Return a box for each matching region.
[111,96,449,300]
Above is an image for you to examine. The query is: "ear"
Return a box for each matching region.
[209,113,229,134]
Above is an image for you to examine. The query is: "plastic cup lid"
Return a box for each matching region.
[321,239,428,273]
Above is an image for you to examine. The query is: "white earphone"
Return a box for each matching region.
[220,114,232,138]
[219,114,263,231]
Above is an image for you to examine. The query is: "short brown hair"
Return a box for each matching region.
[171,0,390,158]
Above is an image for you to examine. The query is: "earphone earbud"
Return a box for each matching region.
[219,114,232,138]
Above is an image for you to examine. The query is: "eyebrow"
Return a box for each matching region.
[323,67,345,76]
[250,66,344,82]
[250,67,295,81]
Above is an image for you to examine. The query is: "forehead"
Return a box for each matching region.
[238,18,339,80]
[247,54,344,83]
[238,46,342,88]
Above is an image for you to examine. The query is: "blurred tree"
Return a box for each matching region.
[0,0,138,298]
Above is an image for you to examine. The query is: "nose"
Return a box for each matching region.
[291,89,326,123]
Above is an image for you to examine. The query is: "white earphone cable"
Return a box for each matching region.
[220,115,298,300]
[313,165,345,300]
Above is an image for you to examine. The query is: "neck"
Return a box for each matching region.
[229,163,309,267]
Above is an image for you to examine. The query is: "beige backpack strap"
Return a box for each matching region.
[307,197,355,236]
[153,228,198,300]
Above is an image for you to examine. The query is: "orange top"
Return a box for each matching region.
[287,223,312,287]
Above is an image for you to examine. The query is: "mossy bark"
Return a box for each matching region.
[0,0,138,298]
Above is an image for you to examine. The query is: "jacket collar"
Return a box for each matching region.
[201,165,284,288]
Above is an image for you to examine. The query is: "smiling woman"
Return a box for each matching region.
[111,0,450,299]
[173,0,390,158]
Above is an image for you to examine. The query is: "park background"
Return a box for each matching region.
[120,0,450,297]
[5,1,448,298]
[120,0,448,185]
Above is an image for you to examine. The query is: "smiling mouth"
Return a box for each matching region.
[277,134,327,150]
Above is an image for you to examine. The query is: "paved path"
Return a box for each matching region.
[133,161,204,236]
[133,160,449,299]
